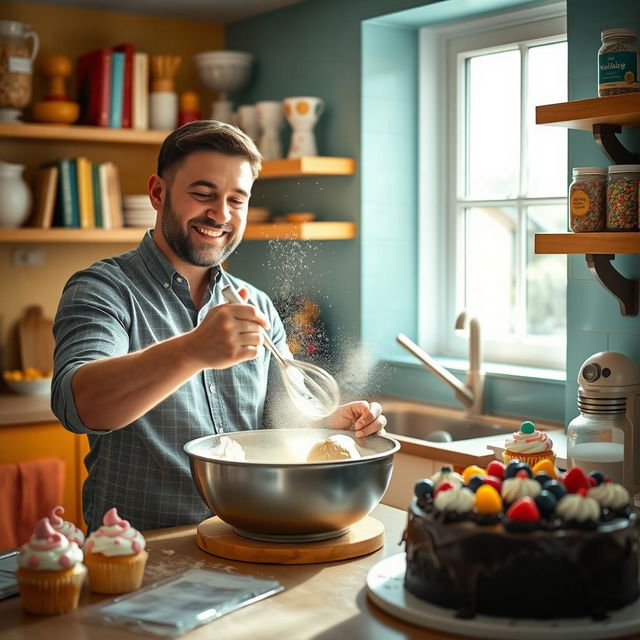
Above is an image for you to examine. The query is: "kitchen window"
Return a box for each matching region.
[419,3,567,370]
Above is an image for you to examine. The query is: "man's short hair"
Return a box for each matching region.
[157,120,262,181]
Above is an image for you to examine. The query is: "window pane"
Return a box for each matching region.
[526,42,568,197]
[464,206,517,337]
[467,50,520,200]
[526,205,567,336]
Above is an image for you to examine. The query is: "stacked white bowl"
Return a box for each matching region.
[123,195,156,228]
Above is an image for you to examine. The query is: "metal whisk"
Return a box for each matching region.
[222,285,341,419]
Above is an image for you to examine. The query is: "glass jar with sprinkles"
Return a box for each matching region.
[606,165,640,231]
[569,167,607,232]
[598,28,640,96]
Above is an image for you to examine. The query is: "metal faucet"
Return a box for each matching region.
[396,311,485,417]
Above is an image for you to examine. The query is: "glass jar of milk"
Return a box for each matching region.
[567,411,627,482]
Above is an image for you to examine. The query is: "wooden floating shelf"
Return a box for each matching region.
[535,232,640,255]
[0,124,355,177]
[0,122,169,144]
[536,94,640,129]
[0,222,357,244]
[259,156,356,178]
[243,221,356,240]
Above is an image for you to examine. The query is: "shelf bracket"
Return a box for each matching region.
[586,254,639,316]
[592,124,640,164]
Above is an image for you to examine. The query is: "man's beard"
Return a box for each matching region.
[161,197,241,268]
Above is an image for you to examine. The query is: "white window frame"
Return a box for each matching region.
[418,1,567,371]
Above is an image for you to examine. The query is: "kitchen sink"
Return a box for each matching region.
[383,404,513,443]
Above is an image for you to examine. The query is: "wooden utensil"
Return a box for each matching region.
[150,54,182,92]
[18,305,54,372]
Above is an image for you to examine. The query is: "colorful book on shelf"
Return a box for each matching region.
[113,43,135,128]
[75,156,95,229]
[52,158,79,228]
[109,51,125,128]
[98,163,122,230]
[30,165,58,228]
[92,163,103,228]
[132,51,149,130]
[108,162,124,229]
[98,162,112,228]
[77,48,112,127]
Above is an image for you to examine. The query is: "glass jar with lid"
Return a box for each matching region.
[0,20,39,122]
[598,28,640,96]
[567,411,627,484]
[606,164,640,231]
[569,167,607,232]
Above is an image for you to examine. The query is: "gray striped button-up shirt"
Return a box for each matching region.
[52,230,291,533]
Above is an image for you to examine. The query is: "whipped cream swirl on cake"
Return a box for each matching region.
[504,421,553,454]
[588,481,630,510]
[430,467,464,489]
[18,517,84,570]
[501,475,541,502]
[556,493,600,522]
[434,486,475,513]
[85,508,146,557]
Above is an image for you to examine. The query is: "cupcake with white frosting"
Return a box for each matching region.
[502,420,555,468]
[16,517,86,614]
[84,508,147,594]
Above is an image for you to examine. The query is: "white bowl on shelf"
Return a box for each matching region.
[193,51,253,95]
[5,377,52,396]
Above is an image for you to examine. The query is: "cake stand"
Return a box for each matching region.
[366,553,640,640]
[193,50,252,124]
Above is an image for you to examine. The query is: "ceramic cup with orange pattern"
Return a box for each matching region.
[283,96,324,158]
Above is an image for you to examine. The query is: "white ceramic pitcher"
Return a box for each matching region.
[0,161,31,227]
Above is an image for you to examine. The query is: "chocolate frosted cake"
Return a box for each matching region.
[404,459,639,620]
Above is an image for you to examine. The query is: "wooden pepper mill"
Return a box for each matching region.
[31,54,79,124]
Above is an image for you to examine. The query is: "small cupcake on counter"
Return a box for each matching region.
[49,506,85,547]
[84,508,147,594]
[16,517,86,615]
[502,420,556,468]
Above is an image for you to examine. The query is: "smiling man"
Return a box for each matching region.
[51,120,386,533]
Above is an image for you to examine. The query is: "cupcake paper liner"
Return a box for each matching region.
[17,564,87,615]
[85,550,148,594]
[502,450,556,468]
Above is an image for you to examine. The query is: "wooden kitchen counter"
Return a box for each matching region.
[0,504,469,640]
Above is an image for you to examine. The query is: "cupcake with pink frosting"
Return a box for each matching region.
[502,420,556,467]
[16,517,86,614]
[49,506,85,547]
[84,507,147,594]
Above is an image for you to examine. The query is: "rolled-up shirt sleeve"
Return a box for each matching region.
[52,266,130,434]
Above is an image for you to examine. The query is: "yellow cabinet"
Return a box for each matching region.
[0,421,89,529]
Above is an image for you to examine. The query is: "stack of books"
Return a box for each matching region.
[77,43,149,129]
[29,158,124,229]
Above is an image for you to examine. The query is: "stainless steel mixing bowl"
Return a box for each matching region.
[183,428,400,542]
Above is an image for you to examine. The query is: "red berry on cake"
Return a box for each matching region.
[434,481,456,496]
[506,497,541,522]
[483,475,502,492]
[563,467,591,494]
[485,460,505,480]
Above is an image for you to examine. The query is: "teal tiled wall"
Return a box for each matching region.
[565,0,640,425]
[227,0,639,424]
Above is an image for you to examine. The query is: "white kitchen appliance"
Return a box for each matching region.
[567,351,640,498]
